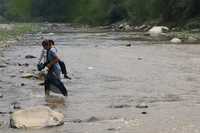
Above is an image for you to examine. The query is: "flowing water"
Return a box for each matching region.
[0,27,200,133]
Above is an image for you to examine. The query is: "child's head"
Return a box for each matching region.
[49,40,55,46]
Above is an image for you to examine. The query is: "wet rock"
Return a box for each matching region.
[107,128,117,131]
[0,111,12,114]
[170,38,182,43]
[18,63,22,66]
[21,73,35,79]
[10,75,16,78]
[110,104,131,109]
[119,24,124,29]
[17,63,29,66]
[125,43,131,47]
[115,23,132,31]
[141,112,147,115]
[137,57,143,60]
[85,116,99,123]
[0,65,7,68]
[148,26,169,37]
[72,119,82,123]
[136,103,148,109]
[24,63,29,67]
[10,106,64,129]
[25,55,37,59]
[20,83,25,86]
[0,93,3,98]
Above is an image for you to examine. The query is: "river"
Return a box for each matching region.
[0,27,200,133]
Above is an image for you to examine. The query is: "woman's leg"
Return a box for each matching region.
[48,72,68,96]
[44,77,50,96]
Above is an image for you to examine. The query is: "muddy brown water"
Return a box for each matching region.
[0,29,200,133]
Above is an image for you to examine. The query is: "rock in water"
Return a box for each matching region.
[0,65,7,68]
[10,106,64,129]
[25,55,37,59]
[21,73,35,79]
[136,103,148,109]
[0,93,3,98]
[170,38,182,43]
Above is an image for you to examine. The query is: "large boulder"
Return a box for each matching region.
[170,38,182,43]
[148,26,169,37]
[10,106,64,129]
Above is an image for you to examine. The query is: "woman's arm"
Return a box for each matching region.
[47,57,59,69]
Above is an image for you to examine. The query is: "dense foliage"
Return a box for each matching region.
[0,0,200,25]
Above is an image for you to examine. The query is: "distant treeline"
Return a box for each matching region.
[1,0,200,25]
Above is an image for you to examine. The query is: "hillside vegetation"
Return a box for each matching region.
[0,0,200,26]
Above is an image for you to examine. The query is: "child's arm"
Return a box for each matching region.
[38,49,46,64]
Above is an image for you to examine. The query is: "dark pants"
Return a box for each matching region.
[59,60,67,75]
[45,72,68,96]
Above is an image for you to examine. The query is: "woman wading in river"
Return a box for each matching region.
[38,40,68,96]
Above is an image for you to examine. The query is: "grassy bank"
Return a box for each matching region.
[0,23,40,47]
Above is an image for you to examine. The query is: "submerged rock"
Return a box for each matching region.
[0,65,7,68]
[25,55,37,59]
[10,106,64,129]
[20,83,25,86]
[72,119,82,123]
[170,38,182,43]
[136,103,148,109]
[110,104,131,109]
[137,57,143,60]
[141,111,147,114]
[125,43,132,47]
[85,116,99,122]
[0,93,3,98]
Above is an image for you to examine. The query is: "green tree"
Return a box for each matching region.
[5,0,32,21]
